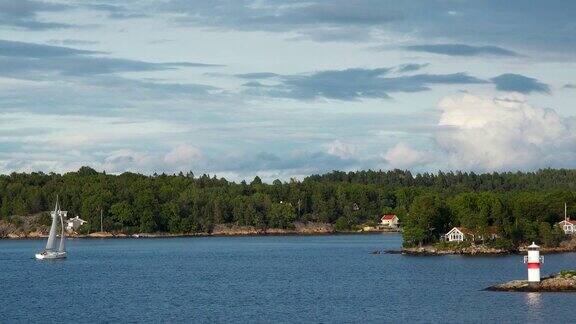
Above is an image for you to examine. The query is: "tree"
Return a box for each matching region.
[269,202,296,229]
[404,194,450,246]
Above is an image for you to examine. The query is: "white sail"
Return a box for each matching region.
[58,210,66,252]
[36,196,68,260]
[45,198,59,251]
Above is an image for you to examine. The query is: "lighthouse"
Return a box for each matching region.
[523,242,543,284]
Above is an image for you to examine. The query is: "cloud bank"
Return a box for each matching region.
[403,44,520,57]
[491,74,550,94]
[391,94,576,171]
[241,67,486,101]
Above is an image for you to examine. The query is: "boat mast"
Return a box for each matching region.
[45,195,60,251]
[58,209,66,252]
[100,208,103,232]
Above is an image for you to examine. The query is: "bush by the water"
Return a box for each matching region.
[560,270,576,278]
[434,241,472,250]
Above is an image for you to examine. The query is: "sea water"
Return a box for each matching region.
[1,234,576,323]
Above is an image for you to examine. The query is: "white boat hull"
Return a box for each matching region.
[35,251,67,260]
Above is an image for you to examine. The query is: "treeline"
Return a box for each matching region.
[0,167,575,246]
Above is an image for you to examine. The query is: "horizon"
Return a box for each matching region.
[1,1,575,182]
[3,165,575,184]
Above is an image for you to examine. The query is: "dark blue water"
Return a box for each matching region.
[2,234,576,323]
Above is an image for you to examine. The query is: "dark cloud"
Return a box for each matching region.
[0,39,223,78]
[287,26,373,43]
[564,84,576,89]
[0,39,101,58]
[0,0,73,30]
[47,39,100,46]
[396,63,429,73]
[167,0,402,29]
[164,0,402,42]
[161,1,576,55]
[235,72,279,79]
[165,62,225,68]
[403,44,520,57]
[81,3,148,19]
[214,150,358,174]
[242,68,485,101]
[491,74,550,94]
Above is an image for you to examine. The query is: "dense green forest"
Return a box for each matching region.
[1,167,575,247]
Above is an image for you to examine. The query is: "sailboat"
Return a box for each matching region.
[35,196,68,260]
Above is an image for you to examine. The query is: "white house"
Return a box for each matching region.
[380,214,399,228]
[66,216,87,232]
[444,227,468,242]
[443,227,498,242]
[558,219,576,235]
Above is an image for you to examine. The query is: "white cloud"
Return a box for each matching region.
[326,140,358,159]
[384,142,427,169]
[164,144,202,165]
[102,149,156,173]
[435,93,576,170]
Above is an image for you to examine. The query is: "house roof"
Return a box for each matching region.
[559,219,576,226]
[446,226,498,236]
[381,214,397,221]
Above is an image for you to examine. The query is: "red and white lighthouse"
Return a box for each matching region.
[523,242,543,284]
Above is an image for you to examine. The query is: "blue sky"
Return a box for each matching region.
[0,0,575,181]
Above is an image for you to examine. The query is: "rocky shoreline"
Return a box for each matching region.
[401,245,512,255]
[487,271,576,292]
[393,238,576,255]
[0,222,401,239]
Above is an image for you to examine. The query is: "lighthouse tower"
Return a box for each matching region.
[524,242,543,284]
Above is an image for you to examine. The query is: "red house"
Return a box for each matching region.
[380,214,399,228]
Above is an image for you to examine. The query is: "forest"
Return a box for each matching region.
[1,167,575,247]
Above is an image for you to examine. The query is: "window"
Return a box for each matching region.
[450,233,462,241]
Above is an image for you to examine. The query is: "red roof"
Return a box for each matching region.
[381,214,397,221]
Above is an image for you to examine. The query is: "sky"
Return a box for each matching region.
[0,0,575,181]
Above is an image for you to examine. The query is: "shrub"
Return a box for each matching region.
[560,270,576,278]
[492,237,515,251]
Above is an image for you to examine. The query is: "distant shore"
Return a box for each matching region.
[392,239,576,256]
[0,222,402,240]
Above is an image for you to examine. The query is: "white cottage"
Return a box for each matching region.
[443,227,498,242]
[66,216,87,232]
[558,219,576,235]
[444,227,469,242]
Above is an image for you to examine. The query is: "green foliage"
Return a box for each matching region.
[269,202,296,229]
[434,240,471,250]
[560,270,576,278]
[539,222,565,247]
[37,212,52,226]
[403,194,450,246]
[0,167,574,245]
[334,216,350,232]
[8,215,23,227]
[492,237,515,250]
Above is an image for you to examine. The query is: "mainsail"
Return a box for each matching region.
[58,209,67,252]
[45,198,60,251]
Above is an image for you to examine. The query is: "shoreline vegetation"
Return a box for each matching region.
[2,167,576,254]
[398,237,576,255]
[0,222,401,240]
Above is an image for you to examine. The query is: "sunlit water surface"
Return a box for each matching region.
[2,234,576,323]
